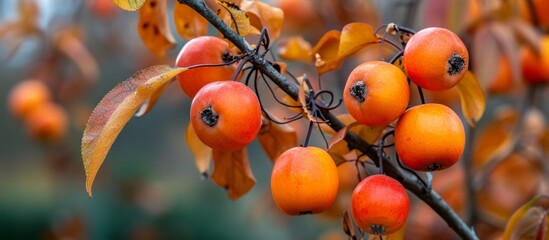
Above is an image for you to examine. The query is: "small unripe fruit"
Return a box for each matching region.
[8,80,51,119]
[25,102,68,142]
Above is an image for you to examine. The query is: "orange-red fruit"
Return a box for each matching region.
[271,146,339,215]
[404,27,469,91]
[190,81,261,151]
[394,103,465,171]
[521,35,549,84]
[25,102,68,142]
[175,36,240,98]
[351,174,410,235]
[8,80,51,119]
[343,61,410,126]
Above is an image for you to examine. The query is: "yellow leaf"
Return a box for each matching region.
[257,116,297,162]
[112,0,146,11]
[503,195,549,240]
[456,71,486,127]
[137,0,176,58]
[173,3,208,40]
[240,0,284,40]
[211,148,256,200]
[311,22,380,74]
[278,36,313,62]
[216,0,252,36]
[185,122,212,177]
[82,65,186,197]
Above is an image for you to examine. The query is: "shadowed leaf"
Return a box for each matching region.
[211,148,256,200]
[342,211,356,239]
[82,65,186,197]
[278,36,312,62]
[503,195,549,240]
[257,116,297,162]
[185,122,212,177]
[216,0,256,36]
[456,71,486,127]
[311,22,379,74]
[240,0,284,40]
[298,77,321,122]
[173,3,208,40]
[137,0,176,58]
[112,0,146,11]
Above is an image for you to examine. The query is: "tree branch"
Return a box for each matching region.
[176,0,478,239]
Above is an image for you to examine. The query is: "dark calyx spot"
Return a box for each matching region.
[370,224,386,235]
[349,81,366,103]
[299,211,313,216]
[200,105,219,127]
[149,1,156,8]
[426,163,443,171]
[222,51,235,64]
[447,53,466,76]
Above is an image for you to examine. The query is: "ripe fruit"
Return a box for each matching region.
[175,36,241,98]
[394,103,465,171]
[190,81,261,151]
[271,146,339,215]
[404,27,469,91]
[520,35,549,84]
[351,174,410,235]
[343,61,410,126]
[25,102,68,142]
[8,79,51,119]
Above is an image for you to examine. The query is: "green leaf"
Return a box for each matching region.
[82,65,186,197]
[111,0,146,11]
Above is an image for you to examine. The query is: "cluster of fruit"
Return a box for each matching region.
[175,27,469,237]
[8,80,68,142]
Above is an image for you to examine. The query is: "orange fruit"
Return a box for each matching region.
[404,27,469,91]
[25,102,68,142]
[351,174,410,235]
[8,79,51,119]
[190,81,261,151]
[488,56,514,94]
[343,61,410,126]
[520,35,549,84]
[394,103,465,171]
[270,146,339,215]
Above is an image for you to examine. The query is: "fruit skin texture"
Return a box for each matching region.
[404,27,469,91]
[25,102,68,142]
[190,81,261,151]
[8,80,51,119]
[521,35,549,84]
[175,36,240,98]
[271,146,339,215]
[351,174,410,235]
[343,61,410,126]
[394,103,465,171]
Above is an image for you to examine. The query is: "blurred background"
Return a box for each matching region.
[1,0,548,239]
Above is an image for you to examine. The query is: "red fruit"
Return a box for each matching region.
[175,36,241,98]
[190,81,261,151]
[351,174,410,235]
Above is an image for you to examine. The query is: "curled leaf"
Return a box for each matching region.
[456,71,486,127]
[112,0,146,11]
[216,0,255,36]
[257,116,297,162]
[503,195,549,240]
[211,148,256,200]
[311,22,380,74]
[137,0,176,58]
[297,77,321,122]
[173,3,208,40]
[278,36,312,62]
[240,0,284,40]
[82,65,186,197]
[185,122,212,178]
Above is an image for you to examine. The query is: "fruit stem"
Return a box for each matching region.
[200,105,218,127]
[302,121,314,147]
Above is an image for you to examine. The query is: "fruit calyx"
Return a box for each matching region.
[447,53,466,76]
[299,211,313,216]
[349,81,366,103]
[426,163,443,171]
[370,224,386,235]
[200,105,219,127]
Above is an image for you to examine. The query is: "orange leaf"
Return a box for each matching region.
[216,0,256,36]
[185,122,212,177]
[112,0,146,11]
[54,27,99,81]
[137,0,176,58]
[82,65,186,197]
[257,116,297,162]
[503,195,549,239]
[211,148,256,200]
[472,106,516,168]
[278,36,312,62]
[240,0,284,40]
[173,3,208,40]
[455,71,486,127]
[311,22,380,74]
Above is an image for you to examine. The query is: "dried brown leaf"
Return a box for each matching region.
[185,122,212,177]
[137,0,176,58]
[173,3,208,40]
[211,148,256,200]
[82,65,186,197]
[257,116,297,162]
